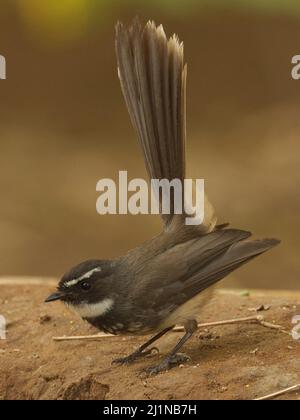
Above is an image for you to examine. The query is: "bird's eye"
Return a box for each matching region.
[80,281,91,291]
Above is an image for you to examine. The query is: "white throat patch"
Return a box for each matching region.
[64,267,102,288]
[68,298,114,319]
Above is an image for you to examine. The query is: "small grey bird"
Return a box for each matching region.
[45,19,279,375]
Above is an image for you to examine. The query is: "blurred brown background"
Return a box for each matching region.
[0,1,299,289]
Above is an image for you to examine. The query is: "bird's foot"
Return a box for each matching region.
[112,347,159,365]
[169,352,191,365]
[142,353,191,376]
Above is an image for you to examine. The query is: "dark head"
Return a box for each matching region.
[45,259,117,318]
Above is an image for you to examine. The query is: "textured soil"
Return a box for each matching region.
[0,278,300,400]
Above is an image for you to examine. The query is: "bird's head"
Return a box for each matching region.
[45,259,116,318]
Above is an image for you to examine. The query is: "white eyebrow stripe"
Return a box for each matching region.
[68,298,114,318]
[64,267,102,288]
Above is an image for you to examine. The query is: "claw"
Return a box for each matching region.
[142,360,171,376]
[141,352,192,376]
[112,354,137,365]
[169,352,191,364]
[112,347,159,366]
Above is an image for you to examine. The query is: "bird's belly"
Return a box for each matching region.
[85,314,155,336]
[158,287,214,330]
[86,288,214,335]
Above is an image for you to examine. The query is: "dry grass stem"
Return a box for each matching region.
[53,315,288,341]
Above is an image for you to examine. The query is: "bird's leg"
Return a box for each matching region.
[112,326,173,365]
[143,320,197,375]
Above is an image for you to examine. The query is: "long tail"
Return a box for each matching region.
[115,18,217,232]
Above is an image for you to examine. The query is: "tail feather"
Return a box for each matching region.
[115,18,217,232]
[115,19,185,184]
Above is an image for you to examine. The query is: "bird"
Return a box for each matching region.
[45,18,280,375]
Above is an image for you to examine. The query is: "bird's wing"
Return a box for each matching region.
[115,18,217,232]
[133,229,279,315]
[179,237,280,301]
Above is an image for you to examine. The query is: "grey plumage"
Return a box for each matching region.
[46,18,280,375]
[123,229,279,330]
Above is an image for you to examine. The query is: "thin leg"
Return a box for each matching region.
[144,319,198,375]
[112,326,174,365]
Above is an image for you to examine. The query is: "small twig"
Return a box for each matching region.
[254,384,300,401]
[53,315,277,342]
[258,320,289,335]
[173,315,261,332]
[53,333,113,341]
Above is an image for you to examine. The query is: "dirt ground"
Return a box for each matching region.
[0,278,299,400]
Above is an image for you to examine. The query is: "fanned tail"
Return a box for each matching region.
[115,18,217,232]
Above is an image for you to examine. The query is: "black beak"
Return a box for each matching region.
[45,291,65,303]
